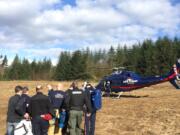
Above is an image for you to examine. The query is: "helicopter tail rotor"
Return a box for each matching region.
[169,59,180,89]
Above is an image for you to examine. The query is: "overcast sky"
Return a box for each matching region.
[0,0,179,65]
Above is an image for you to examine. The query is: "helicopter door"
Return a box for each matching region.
[104,80,112,94]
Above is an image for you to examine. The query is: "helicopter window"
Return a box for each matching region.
[128,72,140,79]
[108,76,124,85]
[112,80,121,85]
[120,72,132,78]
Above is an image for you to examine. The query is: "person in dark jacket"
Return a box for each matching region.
[15,86,31,119]
[84,83,96,135]
[62,84,74,135]
[6,85,23,135]
[66,81,92,135]
[28,85,54,135]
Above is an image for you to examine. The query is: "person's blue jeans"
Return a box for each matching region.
[6,122,19,135]
[32,116,49,135]
[85,110,96,135]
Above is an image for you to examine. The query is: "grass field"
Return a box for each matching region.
[1,81,180,135]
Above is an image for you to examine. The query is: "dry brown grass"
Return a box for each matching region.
[1,81,180,135]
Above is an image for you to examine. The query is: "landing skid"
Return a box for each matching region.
[110,92,124,99]
[116,92,124,99]
[102,91,124,98]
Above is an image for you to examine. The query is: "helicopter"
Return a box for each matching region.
[95,59,180,98]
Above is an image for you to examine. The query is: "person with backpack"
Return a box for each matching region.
[15,86,30,119]
[66,81,92,135]
[6,85,25,135]
[83,83,102,135]
[22,87,31,109]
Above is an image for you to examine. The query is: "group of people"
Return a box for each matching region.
[6,81,98,135]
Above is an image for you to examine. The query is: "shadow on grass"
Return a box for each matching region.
[102,93,149,98]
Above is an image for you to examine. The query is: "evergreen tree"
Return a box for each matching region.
[55,52,71,80]
[2,55,8,67]
[21,58,31,80]
[173,37,180,59]
[114,45,124,66]
[69,50,88,80]
[107,46,115,67]
[155,37,173,75]
[8,55,21,80]
[31,59,37,80]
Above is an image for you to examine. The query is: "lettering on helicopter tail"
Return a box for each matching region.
[123,78,138,84]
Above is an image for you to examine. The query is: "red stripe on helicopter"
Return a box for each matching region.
[163,73,176,81]
[112,73,177,90]
[112,84,149,89]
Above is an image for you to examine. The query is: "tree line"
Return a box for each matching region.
[0,36,180,80]
[0,55,52,80]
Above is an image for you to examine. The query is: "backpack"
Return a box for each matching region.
[91,89,102,111]
[59,111,66,128]
[15,97,26,116]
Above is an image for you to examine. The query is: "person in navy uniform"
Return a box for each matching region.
[48,84,66,111]
[48,83,66,135]
[83,82,96,135]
